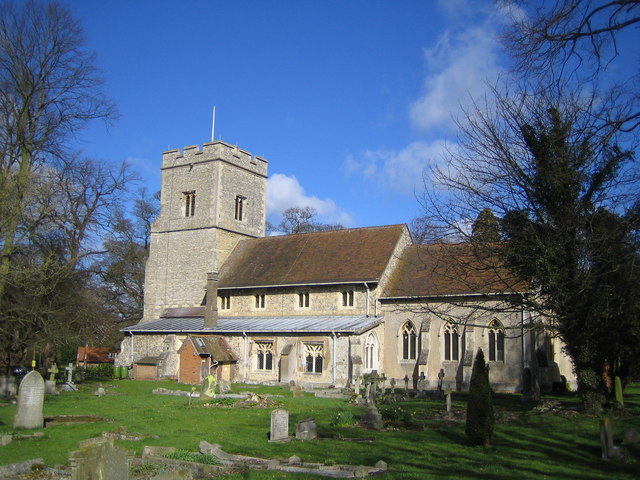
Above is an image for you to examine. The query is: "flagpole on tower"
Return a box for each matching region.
[211,106,216,142]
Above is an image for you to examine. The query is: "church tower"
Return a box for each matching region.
[141,141,267,323]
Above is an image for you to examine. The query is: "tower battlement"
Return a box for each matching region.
[162,141,268,177]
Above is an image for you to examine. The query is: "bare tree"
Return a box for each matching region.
[502,0,640,132]
[276,206,344,234]
[0,1,116,306]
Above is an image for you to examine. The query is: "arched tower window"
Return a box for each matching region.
[364,333,378,371]
[444,323,459,361]
[488,320,505,362]
[401,322,417,360]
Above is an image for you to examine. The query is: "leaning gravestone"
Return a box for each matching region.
[269,409,289,442]
[200,375,217,399]
[13,370,45,429]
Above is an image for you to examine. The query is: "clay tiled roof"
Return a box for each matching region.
[383,243,527,298]
[218,225,407,288]
[76,346,118,364]
[183,335,236,362]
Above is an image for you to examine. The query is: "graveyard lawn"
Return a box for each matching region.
[0,380,638,479]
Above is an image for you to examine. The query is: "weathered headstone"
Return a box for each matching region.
[295,418,318,440]
[600,417,616,459]
[94,386,106,397]
[359,403,384,430]
[69,437,129,480]
[445,390,452,417]
[45,379,57,395]
[13,370,45,429]
[218,379,231,394]
[389,377,396,392]
[200,375,217,399]
[354,376,361,396]
[403,375,409,393]
[417,373,427,396]
[269,409,289,442]
[291,385,304,398]
[380,373,387,394]
[364,381,372,403]
[0,375,16,397]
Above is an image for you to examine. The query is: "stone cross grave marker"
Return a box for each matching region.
[270,409,289,442]
[48,364,59,382]
[389,377,396,392]
[65,363,75,384]
[380,373,387,394]
[403,375,409,393]
[364,381,372,404]
[13,370,45,429]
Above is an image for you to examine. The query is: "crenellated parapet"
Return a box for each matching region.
[162,141,268,177]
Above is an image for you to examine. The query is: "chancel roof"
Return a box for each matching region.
[218,224,407,288]
[123,311,382,335]
[382,243,527,298]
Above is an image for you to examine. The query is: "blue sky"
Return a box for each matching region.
[62,0,513,228]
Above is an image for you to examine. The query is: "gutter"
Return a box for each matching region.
[217,280,378,291]
[381,291,528,301]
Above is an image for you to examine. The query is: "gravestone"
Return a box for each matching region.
[600,417,618,459]
[13,370,45,429]
[437,369,445,392]
[269,409,289,442]
[200,375,217,399]
[445,390,453,417]
[359,403,384,430]
[0,375,16,397]
[380,373,387,394]
[417,373,427,397]
[295,418,318,440]
[354,376,361,396]
[403,375,409,393]
[45,379,57,395]
[69,437,129,480]
[60,363,78,392]
[389,377,396,392]
[364,382,372,403]
[48,364,59,382]
[291,385,304,398]
[218,379,231,394]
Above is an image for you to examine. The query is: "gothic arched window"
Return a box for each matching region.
[401,322,417,360]
[364,333,378,371]
[444,323,459,361]
[488,320,505,362]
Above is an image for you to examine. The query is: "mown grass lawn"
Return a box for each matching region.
[1,379,639,479]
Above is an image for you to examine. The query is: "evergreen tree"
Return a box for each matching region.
[466,349,494,447]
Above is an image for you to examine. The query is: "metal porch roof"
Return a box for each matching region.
[122,315,382,335]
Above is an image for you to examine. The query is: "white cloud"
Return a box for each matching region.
[345,140,448,196]
[410,25,503,131]
[266,173,352,226]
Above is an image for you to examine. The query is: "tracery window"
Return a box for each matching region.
[256,342,273,370]
[444,323,459,361]
[401,322,417,360]
[364,333,378,371]
[488,320,505,362]
[304,343,323,373]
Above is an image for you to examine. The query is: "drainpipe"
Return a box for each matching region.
[364,283,370,316]
[243,332,248,383]
[130,334,134,366]
[332,331,337,386]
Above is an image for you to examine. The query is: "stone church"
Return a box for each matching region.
[117,140,575,392]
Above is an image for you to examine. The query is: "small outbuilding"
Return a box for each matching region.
[133,356,159,380]
[177,335,236,385]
